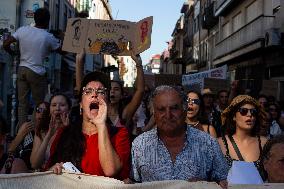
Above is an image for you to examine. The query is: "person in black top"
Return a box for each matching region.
[218,95,267,174]
[0,116,28,173]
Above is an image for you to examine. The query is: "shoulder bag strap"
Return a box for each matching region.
[228,135,245,161]
[257,135,262,154]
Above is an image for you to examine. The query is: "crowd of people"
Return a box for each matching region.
[0,7,284,189]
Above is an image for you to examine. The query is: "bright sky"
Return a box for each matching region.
[110,0,185,65]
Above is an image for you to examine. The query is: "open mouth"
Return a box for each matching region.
[245,119,254,125]
[187,107,194,111]
[110,95,115,99]
[90,102,99,110]
[54,113,61,119]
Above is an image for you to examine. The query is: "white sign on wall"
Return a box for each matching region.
[182,65,227,90]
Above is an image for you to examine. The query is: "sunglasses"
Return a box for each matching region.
[238,107,258,116]
[82,87,107,96]
[36,107,46,113]
[187,98,201,105]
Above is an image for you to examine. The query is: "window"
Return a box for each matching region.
[194,17,199,33]
[246,1,260,23]
[222,22,230,39]
[44,0,49,7]
[55,3,59,29]
[93,3,96,13]
[232,12,242,32]
[64,5,68,29]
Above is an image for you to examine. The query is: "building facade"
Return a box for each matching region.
[0,0,113,119]
[213,0,284,99]
[171,0,284,100]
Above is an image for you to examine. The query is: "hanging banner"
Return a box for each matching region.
[0,171,284,189]
[182,65,227,92]
[63,16,153,56]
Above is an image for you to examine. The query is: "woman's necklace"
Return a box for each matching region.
[189,121,199,127]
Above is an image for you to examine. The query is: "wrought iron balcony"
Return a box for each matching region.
[202,2,218,29]
[170,46,183,64]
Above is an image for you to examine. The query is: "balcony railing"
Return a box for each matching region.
[202,2,218,29]
[216,0,229,10]
[215,0,237,16]
[214,15,274,60]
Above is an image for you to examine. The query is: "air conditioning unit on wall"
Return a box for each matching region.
[264,28,281,47]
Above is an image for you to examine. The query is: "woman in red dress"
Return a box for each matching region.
[49,71,130,180]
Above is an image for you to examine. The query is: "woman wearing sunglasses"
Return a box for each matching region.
[218,95,268,183]
[48,71,130,180]
[6,102,50,171]
[30,94,71,170]
[186,91,217,138]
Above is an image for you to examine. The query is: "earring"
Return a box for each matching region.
[80,107,82,115]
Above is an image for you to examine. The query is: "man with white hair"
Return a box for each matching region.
[130,85,228,188]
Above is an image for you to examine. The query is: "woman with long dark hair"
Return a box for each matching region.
[186,91,217,137]
[218,95,268,183]
[30,94,71,170]
[50,71,130,180]
[75,52,144,138]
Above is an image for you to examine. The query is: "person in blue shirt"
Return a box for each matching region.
[130,85,229,188]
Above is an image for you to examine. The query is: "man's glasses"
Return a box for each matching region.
[82,87,107,96]
[187,98,201,105]
[36,107,46,113]
[238,107,258,116]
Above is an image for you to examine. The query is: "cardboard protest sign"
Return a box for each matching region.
[63,17,153,55]
[62,18,89,53]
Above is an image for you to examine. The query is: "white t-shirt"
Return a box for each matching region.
[13,26,60,75]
